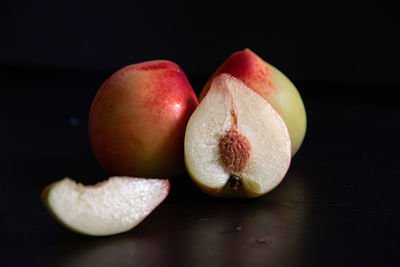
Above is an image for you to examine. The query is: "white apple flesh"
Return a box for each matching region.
[184,73,291,197]
[42,177,169,236]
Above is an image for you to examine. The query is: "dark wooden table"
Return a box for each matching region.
[1,70,398,266]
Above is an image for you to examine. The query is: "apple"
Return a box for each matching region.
[89,60,198,178]
[41,177,170,236]
[184,73,291,198]
[200,49,306,156]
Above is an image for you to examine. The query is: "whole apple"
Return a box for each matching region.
[89,60,198,178]
[200,49,307,156]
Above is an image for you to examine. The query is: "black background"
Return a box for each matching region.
[1,1,399,266]
[1,0,399,84]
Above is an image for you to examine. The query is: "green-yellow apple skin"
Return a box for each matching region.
[200,49,306,156]
[89,60,198,178]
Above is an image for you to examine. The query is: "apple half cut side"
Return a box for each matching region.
[41,177,170,236]
[184,73,291,198]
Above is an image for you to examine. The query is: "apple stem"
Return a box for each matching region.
[229,175,242,190]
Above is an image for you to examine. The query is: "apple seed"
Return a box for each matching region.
[219,128,251,174]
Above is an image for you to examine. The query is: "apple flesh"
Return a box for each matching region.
[200,49,306,156]
[41,177,170,236]
[89,60,198,178]
[185,73,291,198]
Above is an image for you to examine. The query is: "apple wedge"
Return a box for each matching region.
[41,177,169,236]
[184,73,291,198]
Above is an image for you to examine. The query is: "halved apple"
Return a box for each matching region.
[41,177,169,236]
[184,73,291,197]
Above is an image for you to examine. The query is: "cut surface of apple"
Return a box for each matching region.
[184,73,291,197]
[42,177,169,236]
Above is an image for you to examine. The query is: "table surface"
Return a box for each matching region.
[1,70,399,267]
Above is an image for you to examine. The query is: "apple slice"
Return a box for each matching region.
[41,177,169,236]
[184,73,291,198]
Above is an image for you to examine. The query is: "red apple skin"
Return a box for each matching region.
[200,49,307,156]
[89,60,198,178]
